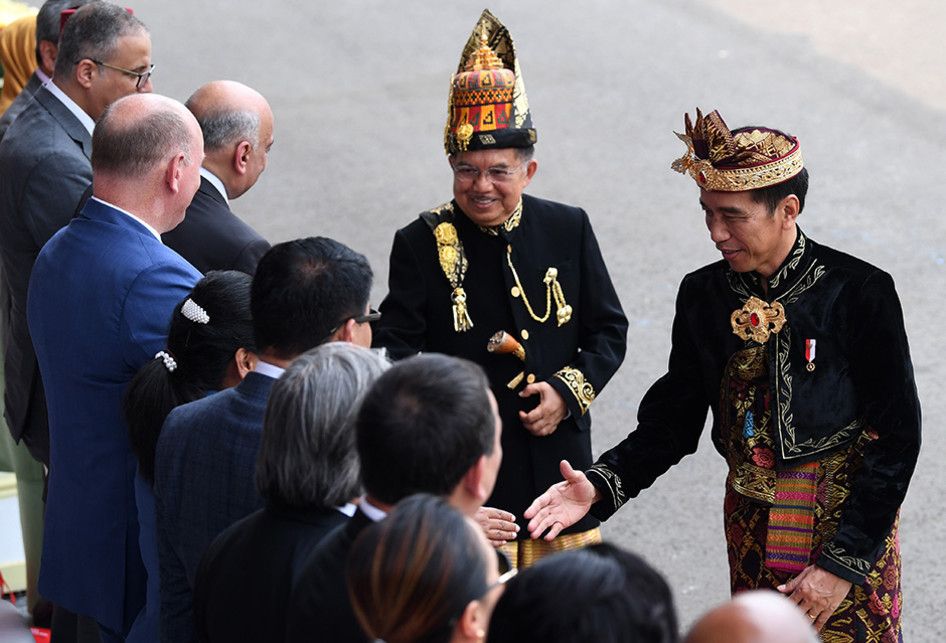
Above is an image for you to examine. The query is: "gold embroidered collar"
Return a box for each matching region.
[477,199,523,236]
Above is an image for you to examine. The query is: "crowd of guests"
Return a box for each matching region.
[1,2,916,643]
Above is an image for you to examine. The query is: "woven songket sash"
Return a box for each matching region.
[764,462,818,573]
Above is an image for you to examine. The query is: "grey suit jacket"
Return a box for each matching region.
[0,84,93,463]
[0,72,43,143]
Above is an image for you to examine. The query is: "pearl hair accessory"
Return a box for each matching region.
[181,298,210,324]
[155,351,177,372]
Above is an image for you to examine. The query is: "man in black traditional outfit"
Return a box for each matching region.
[526,109,921,640]
[373,9,628,567]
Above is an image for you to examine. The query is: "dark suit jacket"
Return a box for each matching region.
[163,176,270,275]
[27,197,201,632]
[153,372,275,643]
[373,195,628,535]
[193,503,349,643]
[286,508,375,642]
[0,71,42,142]
[0,84,93,464]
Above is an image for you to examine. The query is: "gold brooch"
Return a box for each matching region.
[456,123,474,151]
[433,221,473,332]
[730,296,786,343]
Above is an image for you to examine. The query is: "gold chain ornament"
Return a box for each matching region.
[505,246,572,326]
[434,222,473,332]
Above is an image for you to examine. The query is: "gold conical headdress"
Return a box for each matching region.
[444,9,536,154]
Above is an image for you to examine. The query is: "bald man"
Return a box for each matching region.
[163,80,274,275]
[28,93,202,641]
[685,591,819,643]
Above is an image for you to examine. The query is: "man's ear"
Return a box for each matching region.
[38,41,57,74]
[330,318,357,344]
[778,194,800,229]
[165,154,188,193]
[235,347,257,379]
[233,140,252,176]
[461,455,489,503]
[74,58,98,89]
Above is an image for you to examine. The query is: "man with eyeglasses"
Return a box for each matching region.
[0,2,153,471]
[374,10,627,567]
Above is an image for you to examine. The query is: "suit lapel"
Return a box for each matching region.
[34,86,93,159]
[198,176,229,208]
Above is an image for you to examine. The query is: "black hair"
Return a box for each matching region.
[250,237,372,359]
[123,271,255,484]
[355,354,494,504]
[487,543,679,643]
[749,168,809,215]
[347,494,491,643]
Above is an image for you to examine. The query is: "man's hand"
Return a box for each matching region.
[518,382,567,436]
[777,565,852,631]
[523,460,599,540]
[474,506,519,548]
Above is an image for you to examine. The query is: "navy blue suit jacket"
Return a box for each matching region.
[153,371,275,643]
[27,197,200,632]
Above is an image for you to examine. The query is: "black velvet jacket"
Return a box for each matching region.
[587,229,921,584]
[374,194,628,536]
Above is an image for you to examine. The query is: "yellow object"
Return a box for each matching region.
[0,8,38,114]
[500,527,602,569]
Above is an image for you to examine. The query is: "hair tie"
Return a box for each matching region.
[155,351,177,372]
[181,298,210,324]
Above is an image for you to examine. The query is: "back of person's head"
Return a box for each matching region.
[348,494,501,643]
[91,93,194,179]
[356,353,495,505]
[684,590,818,643]
[54,2,145,79]
[250,237,372,359]
[256,342,389,509]
[487,543,679,643]
[124,271,255,484]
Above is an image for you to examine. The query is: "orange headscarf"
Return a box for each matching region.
[0,12,39,115]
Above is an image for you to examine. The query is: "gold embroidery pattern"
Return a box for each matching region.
[769,233,807,289]
[478,199,522,236]
[823,542,872,576]
[553,366,595,415]
[432,215,473,332]
[730,296,786,343]
[586,464,626,511]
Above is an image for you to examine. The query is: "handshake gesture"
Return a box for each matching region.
[523,460,600,540]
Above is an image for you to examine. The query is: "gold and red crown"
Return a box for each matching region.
[671,108,803,191]
[444,9,536,155]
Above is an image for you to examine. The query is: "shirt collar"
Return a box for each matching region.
[44,79,95,136]
[199,167,229,205]
[36,68,51,85]
[336,502,357,517]
[358,497,388,523]
[253,359,286,379]
[91,197,161,241]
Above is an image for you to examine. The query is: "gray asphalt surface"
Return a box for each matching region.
[135,0,945,637]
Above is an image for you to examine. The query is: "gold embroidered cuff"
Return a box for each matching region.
[553,366,596,415]
[587,464,626,512]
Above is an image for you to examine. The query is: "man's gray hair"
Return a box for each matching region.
[54,2,146,79]
[256,343,390,508]
[190,109,260,152]
[92,103,192,177]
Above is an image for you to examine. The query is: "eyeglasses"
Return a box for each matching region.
[90,59,155,90]
[325,308,381,338]
[451,163,524,184]
[490,548,518,589]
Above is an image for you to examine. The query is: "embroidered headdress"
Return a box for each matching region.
[444,9,536,155]
[671,108,804,191]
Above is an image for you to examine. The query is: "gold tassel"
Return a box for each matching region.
[506,371,525,389]
[452,287,473,332]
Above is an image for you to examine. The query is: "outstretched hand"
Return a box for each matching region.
[778,565,852,632]
[523,460,599,540]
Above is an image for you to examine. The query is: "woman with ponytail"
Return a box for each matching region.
[122,270,256,640]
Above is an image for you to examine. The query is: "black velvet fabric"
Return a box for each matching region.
[588,229,920,583]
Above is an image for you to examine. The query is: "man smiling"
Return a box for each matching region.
[526,108,921,641]
[373,9,627,567]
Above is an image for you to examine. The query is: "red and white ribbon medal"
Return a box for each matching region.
[805,338,816,372]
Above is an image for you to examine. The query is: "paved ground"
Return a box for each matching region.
[29,0,946,636]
